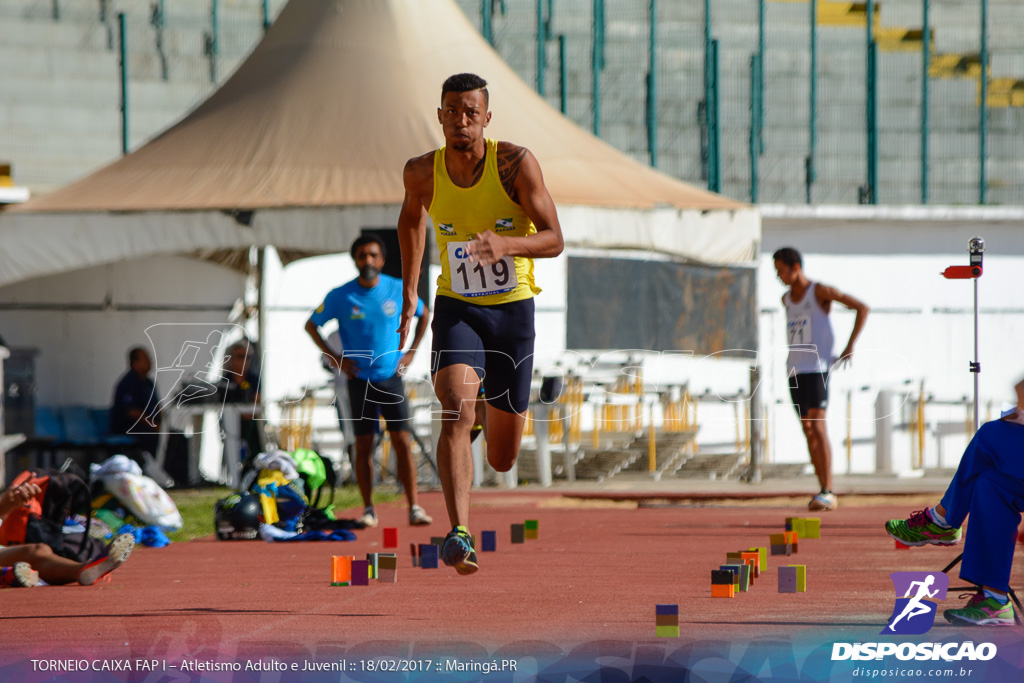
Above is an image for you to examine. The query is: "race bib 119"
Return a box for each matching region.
[447,240,518,297]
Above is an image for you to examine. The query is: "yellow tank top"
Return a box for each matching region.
[429,138,539,305]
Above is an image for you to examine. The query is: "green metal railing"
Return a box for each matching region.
[118,12,128,156]
[646,0,657,168]
[921,0,930,205]
[979,0,988,205]
[3,0,1020,206]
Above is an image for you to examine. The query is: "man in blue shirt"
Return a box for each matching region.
[305,234,432,527]
[110,346,161,456]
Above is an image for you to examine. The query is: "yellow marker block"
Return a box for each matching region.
[803,518,821,539]
[656,625,680,638]
[791,519,807,538]
[788,564,807,592]
[749,547,767,572]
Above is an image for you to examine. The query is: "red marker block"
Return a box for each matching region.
[383,527,398,548]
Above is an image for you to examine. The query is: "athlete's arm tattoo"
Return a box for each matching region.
[497,144,528,203]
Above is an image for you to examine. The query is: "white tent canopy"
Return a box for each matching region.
[0,0,758,288]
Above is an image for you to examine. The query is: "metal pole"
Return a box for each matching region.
[118,12,128,155]
[758,0,765,154]
[711,39,721,193]
[704,0,712,186]
[0,346,9,488]
[867,41,878,204]
[865,0,878,204]
[592,0,603,135]
[921,0,930,204]
[537,0,546,95]
[979,0,988,204]
[973,278,979,432]
[749,53,761,203]
[559,34,568,114]
[204,0,219,83]
[807,0,818,203]
[746,366,762,483]
[482,0,493,45]
[647,0,658,167]
[263,0,271,33]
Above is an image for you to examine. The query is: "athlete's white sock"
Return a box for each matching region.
[983,588,1009,604]
[929,506,951,528]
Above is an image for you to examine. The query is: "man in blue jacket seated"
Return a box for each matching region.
[886,376,1024,626]
[110,346,161,456]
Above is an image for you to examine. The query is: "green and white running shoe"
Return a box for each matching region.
[944,593,1015,626]
[884,509,962,547]
[441,525,479,576]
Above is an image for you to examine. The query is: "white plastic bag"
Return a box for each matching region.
[103,472,183,531]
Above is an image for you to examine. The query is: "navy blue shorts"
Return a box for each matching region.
[788,372,829,417]
[431,296,535,414]
[347,374,412,437]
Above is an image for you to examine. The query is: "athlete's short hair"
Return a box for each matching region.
[441,73,489,107]
[772,247,802,268]
[350,233,386,260]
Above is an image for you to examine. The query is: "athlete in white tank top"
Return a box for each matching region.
[784,282,836,375]
[774,248,870,512]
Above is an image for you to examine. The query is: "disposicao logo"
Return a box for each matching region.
[829,571,998,663]
[883,572,948,635]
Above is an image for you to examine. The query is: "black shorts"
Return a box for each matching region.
[346,374,411,437]
[431,295,535,414]
[789,372,829,417]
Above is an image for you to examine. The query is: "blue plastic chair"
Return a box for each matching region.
[61,405,100,445]
[34,406,65,441]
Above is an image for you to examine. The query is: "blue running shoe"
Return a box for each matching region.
[441,526,479,575]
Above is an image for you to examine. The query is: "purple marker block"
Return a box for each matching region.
[351,560,369,586]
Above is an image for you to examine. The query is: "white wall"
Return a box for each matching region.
[0,255,245,408]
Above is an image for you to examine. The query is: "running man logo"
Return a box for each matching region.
[438,222,455,236]
[882,571,949,635]
[494,218,515,232]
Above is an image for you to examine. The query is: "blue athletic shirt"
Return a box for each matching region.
[309,274,424,382]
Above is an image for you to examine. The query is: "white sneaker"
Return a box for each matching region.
[408,505,433,526]
[808,492,838,511]
[79,533,135,586]
[358,507,378,528]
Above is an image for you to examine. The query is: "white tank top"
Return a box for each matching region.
[784,282,834,375]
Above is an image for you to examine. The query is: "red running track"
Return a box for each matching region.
[1,490,1021,668]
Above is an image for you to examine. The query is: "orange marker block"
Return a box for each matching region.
[711,583,735,598]
[740,552,760,577]
[331,555,353,586]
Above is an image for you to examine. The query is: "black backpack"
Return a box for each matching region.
[0,466,103,562]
